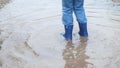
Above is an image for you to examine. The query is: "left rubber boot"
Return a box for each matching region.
[62,25,73,41]
[78,23,88,37]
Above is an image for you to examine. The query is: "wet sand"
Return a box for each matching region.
[0,0,120,68]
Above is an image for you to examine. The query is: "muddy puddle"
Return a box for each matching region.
[0,0,120,68]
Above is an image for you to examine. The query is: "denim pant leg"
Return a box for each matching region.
[62,0,73,26]
[73,0,87,23]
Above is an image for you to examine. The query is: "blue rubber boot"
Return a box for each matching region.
[78,23,88,37]
[63,25,73,41]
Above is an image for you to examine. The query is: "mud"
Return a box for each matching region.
[0,0,120,68]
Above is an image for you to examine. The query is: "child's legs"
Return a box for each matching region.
[73,0,87,24]
[62,0,74,26]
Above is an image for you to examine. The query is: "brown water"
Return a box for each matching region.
[0,0,120,68]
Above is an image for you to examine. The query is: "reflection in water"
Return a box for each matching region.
[63,38,93,68]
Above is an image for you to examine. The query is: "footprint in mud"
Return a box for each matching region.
[24,41,39,56]
[13,40,39,57]
[111,18,120,22]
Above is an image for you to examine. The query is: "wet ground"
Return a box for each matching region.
[0,0,120,68]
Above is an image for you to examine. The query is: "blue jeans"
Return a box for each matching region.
[62,0,87,26]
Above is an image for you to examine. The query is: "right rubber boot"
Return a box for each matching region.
[78,23,88,42]
[62,25,73,41]
[78,23,88,37]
